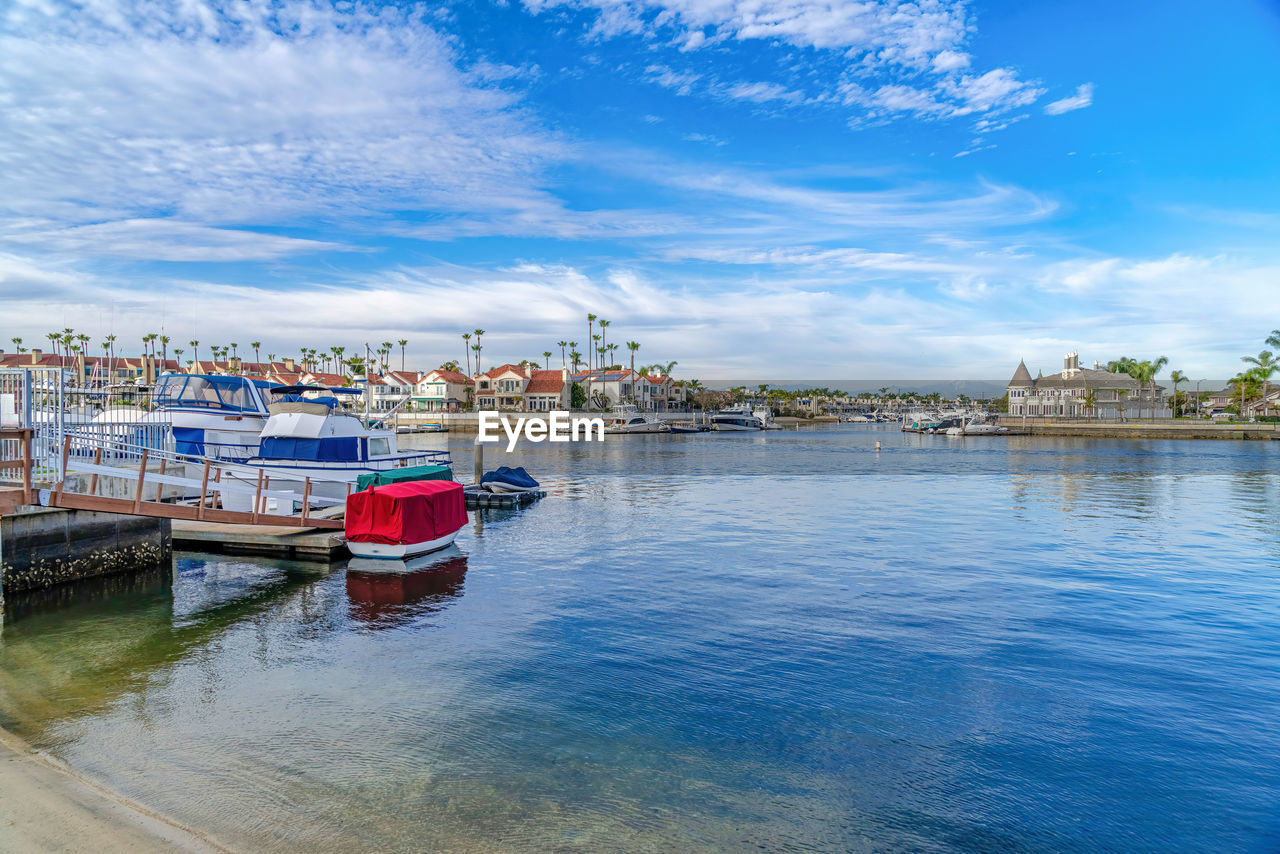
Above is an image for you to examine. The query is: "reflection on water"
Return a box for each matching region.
[1,427,1280,852]
[345,548,468,629]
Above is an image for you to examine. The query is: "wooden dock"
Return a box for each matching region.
[172,521,348,560]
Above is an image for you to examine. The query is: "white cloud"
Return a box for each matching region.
[3,219,349,262]
[0,0,563,235]
[721,80,803,103]
[1044,83,1094,115]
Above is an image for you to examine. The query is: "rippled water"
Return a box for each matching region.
[3,426,1280,852]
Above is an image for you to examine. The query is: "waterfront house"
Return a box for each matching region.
[571,368,637,409]
[525,368,571,411]
[1007,352,1170,419]
[413,369,474,412]
[475,364,529,410]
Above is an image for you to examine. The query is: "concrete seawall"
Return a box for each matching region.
[0,507,171,605]
[997,418,1280,441]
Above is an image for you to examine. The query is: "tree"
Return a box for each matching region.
[1081,390,1097,419]
[173,348,184,372]
[399,339,408,371]
[473,329,485,371]
[9,336,21,353]
[558,340,568,367]
[626,341,640,399]
[1169,370,1188,417]
[251,341,261,363]
[188,339,199,366]
[586,314,596,371]
[230,342,239,359]
[598,319,610,364]
[569,349,582,372]
[462,332,472,376]
[1241,351,1278,417]
[571,382,587,409]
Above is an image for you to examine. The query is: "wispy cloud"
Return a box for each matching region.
[1044,83,1094,115]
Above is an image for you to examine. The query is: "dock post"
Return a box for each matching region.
[473,439,483,485]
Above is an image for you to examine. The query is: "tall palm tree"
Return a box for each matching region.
[229,342,239,360]
[473,329,485,372]
[570,349,582,372]
[557,340,568,367]
[598,319,610,364]
[586,314,596,370]
[398,339,408,371]
[251,341,261,364]
[626,341,640,395]
[543,351,552,369]
[173,348,184,371]
[462,333,472,376]
[1169,369,1188,417]
[189,339,199,367]
[1242,351,1278,417]
[9,336,21,353]
[471,343,481,373]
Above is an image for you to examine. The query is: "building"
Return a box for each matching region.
[571,368,636,409]
[472,364,571,411]
[413,369,474,412]
[1007,352,1170,420]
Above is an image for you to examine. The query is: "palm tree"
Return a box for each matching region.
[1242,351,1278,417]
[598,319,610,363]
[462,333,472,376]
[543,351,552,369]
[473,330,485,372]
[173,348,184,371]
[569,349,582,372]
[250,341,261,364]
[626,341,640,396]
[586,314,596,370]
[189,339,199,367]
[1266,329,1280,352]
[1168,370,1188,417]
[557,340,568,367]
[471,343,481,373]
[398,339,408,371]
[229,342,239,360]
[1081,390,1098,420]
[9,336,21,353]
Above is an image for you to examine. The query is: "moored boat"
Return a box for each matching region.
[479,466,540,493]
[344,480,468,559]
[710,406,764,431]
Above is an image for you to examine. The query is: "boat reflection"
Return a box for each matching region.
[344,547,468,628]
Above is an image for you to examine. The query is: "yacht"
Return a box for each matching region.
[222,385,450,512]
[709,406,764,431]
[144,373,273,461]
[603,405,671,434]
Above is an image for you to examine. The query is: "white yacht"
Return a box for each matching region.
[144,373,273,461]
[603,405,671,434]
[709,406,764,431]
[222,386,450,512]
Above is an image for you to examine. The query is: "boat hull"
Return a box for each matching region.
[711,423,760,431]
[484,482,540,494]
[346,529,460,559]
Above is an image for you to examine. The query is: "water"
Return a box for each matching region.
[3,426,1280,852]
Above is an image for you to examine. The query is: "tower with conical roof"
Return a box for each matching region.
[1009,360,1033,387]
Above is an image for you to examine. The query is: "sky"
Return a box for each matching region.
[2,0,1279,381]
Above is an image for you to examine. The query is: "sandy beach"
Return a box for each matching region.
[0,728,223,853]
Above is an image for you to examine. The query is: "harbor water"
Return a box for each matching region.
[2,426,1279,852]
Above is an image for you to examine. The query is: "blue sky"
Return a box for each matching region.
[2,0,1279,380]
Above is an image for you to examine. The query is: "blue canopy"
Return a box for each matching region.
[479,466,539,489]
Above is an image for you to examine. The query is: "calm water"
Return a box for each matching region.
[3,426,1280,852]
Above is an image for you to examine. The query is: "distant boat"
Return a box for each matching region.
[345,480,467,559]
[603,405,670,434]
[479,466,540,494]
[710,406,764,431]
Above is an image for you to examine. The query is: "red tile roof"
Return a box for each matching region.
[426,369,474,385]
[483,363,527,378]
[525,370,566,394]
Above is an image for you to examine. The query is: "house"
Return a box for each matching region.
[571,369,637,409]
[524,368,571,411]
[471,364,571,411]
[475,364,530,410]
[1007,352,1170,419]
[414,369,474,412]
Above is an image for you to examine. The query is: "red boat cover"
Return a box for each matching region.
[345,480,467,545]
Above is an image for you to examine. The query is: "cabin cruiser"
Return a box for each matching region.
[710,406,764,431]
[222,385,450,512]
[945,416,1007,436]
[603,405,671,434]
[144,373,273,461]
[753,406,784,430]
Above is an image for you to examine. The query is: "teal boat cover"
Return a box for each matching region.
[356,464,453,491]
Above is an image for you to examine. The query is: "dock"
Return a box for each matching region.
[172,520,347,560]
[463,486,545,509]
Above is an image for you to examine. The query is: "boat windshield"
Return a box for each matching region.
[154,374,263,413]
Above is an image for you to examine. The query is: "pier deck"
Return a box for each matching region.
[172,521,347,561]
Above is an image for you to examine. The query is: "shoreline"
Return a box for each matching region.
[0,724,228,853]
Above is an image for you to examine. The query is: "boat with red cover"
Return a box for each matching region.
[344,480,468,559]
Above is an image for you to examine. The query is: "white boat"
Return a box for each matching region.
[945,417,1007,436]
[222,387,450,512]
[753,407,784,430]
[710,406,764,431]
[345,480,467,560]
[603,405,670,434]
[145,373,273,461]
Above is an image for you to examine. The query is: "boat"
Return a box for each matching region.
[709,406,764,431]
[222,385,451,512]
[945,418,1007,436]
[344,480,468,559]
[479,465,540,494]
[144,373,274,461]
[753,407,784,430]
[667,421,710,433]
[603,405,671,434]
